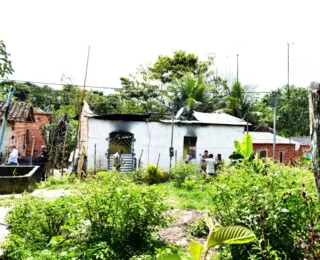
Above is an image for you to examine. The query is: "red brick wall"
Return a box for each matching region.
[13,113,51,157]
[253,143,299,163]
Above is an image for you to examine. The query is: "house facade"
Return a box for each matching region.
[80,104,248,172]
[0,102,51,160]
[251,132,309,163]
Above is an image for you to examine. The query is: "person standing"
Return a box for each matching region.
[39,145,50,181]
[201,150,209,172]
[205,154,215,177]
[184,149,192,164]
[113,150,123,172]
[7,145,19,165]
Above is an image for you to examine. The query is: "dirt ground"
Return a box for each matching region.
[160,209,208,247]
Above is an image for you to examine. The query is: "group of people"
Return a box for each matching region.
[3,145,50,181]
[185,149,222,176]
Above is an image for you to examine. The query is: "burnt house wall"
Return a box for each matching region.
[87,118,246,172]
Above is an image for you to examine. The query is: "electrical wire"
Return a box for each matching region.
[0,78,272,94]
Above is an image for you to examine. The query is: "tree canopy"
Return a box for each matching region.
[0,40,13,78]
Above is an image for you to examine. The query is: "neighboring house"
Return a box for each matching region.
[251,132,307,163]
[79,102,248,172]
[0,101,51,160]
[290,136,311,159]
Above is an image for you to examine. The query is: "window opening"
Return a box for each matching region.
[280,150,285,163]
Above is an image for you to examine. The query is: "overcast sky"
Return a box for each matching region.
[1,0,320,92]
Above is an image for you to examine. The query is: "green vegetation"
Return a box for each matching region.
[0,40,13,78]
[159,217,256,260]
[1,172,168,259]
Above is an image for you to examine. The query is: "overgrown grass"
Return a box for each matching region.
[36,173,80,190]
[159,181,213,211]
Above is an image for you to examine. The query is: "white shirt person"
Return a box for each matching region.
[205,154,215,175]
[7,146,19,165]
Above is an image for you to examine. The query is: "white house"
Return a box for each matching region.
[79,103,248,172]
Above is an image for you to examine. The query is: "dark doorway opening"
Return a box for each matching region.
[183,136,197,159]
[108,132,134,172]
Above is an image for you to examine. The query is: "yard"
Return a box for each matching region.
[0,159,319,259]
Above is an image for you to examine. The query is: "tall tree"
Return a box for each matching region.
[168,74,212,118]
[0,40,13,78]
[217,81,259,123]
[260,85,309,137]
[150,50,209,84]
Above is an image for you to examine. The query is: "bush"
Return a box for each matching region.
[208,162,320,259]
[170,162,201,187]
[143,164,167,185]
[188,218,209,237]
[2,173,168,259]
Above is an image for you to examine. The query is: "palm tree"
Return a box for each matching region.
[168,74,212,119]
[217,81,258,123]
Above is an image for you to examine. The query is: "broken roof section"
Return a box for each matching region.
[0,101,35,122]
[161,111,249,126]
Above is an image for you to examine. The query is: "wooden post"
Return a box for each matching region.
[61,129,68,176]
[156,153,161,172]
[175,150,177,166]
[309,82,320,200]
[94,143,97,174]
[30,137,35,165]
[138,149,143,168]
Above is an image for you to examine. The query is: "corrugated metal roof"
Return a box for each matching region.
[160,111,249,126]
[289,136,310,146]
[0,101,35,122]
[193,111,249,126]
[250,132,299,145]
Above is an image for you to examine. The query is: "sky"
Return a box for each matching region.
[1,0,320,93]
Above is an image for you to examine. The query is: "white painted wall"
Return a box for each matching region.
[86,118,245,171]
[1,124,13,155]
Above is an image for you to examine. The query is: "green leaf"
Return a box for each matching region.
[157,253,182,260]
[240,134,253,159]
[189,241,204,260]
[204,214,214,231]
[234,140,241,153]
[206,225,255,251]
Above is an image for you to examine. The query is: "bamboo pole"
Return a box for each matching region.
[72,46,90,172]
[30,137,35,165]
[61,128,68,176]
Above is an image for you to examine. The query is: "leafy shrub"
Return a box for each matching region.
[2,173,168,259]
[208,162,320,259]
[188,218,209,237]
[128,168,145,183]
[143,164,167,184]
[170,162,201,187]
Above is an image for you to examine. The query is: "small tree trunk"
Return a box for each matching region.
[309,82,320,200]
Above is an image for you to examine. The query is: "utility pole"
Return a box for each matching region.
[236,54,239,83]
[287,43,294,162]
[169,103,175,177]
[273,91,278,160]
[287,43,294,97]
[0,86,14,154]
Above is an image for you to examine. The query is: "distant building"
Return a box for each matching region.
[79,103,249,172]
[251,132,310,163]
[0,101,51,160]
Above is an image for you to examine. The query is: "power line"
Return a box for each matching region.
[0,78,120,90]
[0,78,273,94]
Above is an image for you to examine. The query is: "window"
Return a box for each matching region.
[280,150,285,163]
[256,149,267,158]
[183,136,197,159]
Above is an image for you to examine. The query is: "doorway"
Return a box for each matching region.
[183,136,197,160]
[108,132,134,172]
